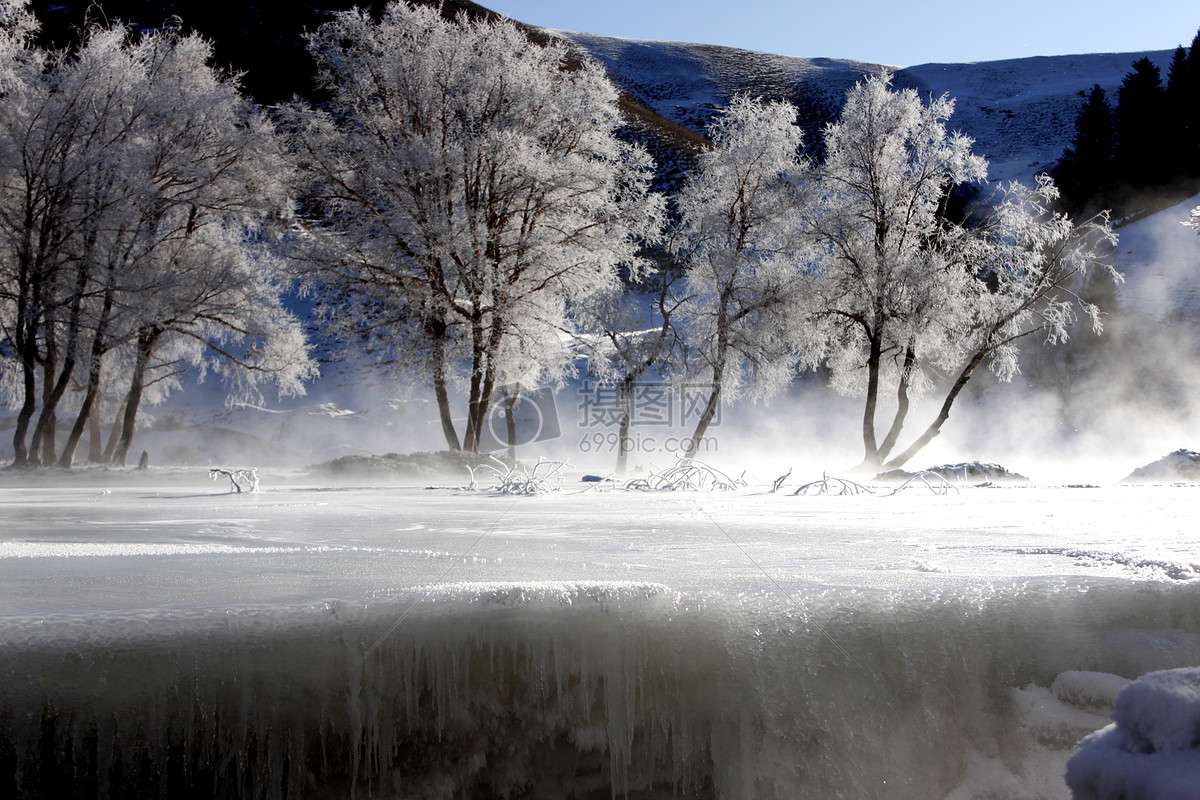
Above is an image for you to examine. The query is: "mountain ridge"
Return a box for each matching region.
[30,1,1183,185]
[554,27,1176,184]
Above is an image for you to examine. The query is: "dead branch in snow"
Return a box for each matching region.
[210,468,259,494]
[473,457,569,495]
[884,471,960,496]
[793,473,873,496]
[623,459,746,491]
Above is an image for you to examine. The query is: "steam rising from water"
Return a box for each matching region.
[33,193,1189,485]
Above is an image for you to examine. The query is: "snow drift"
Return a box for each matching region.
[1122,449,1200,483]
[1065,667,1200,800]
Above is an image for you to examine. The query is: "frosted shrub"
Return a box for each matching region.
[623,459,746,491]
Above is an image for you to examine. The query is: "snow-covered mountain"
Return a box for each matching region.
[556,29,1175,185]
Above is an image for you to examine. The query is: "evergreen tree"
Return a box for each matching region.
[1114,57,1168,186]
[1179,30,1200,174]
[1164,45,1191,171]
[1056,85,1116,213]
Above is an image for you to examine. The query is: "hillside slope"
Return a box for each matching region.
[556,29,1174,184]
[897,51,1175,182]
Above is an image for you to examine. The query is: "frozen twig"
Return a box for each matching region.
[772,467,793,493]
[623,459,746,492]
[884,471,959,496]
[474,457,569,495]
[793,473,874,496]
[210,468,259,494]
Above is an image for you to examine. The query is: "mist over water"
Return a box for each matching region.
[22,193,1193,485]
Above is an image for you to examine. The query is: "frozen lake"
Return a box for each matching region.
[1,473,1198,798]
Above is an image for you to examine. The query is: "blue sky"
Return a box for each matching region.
[484,1,1198,66]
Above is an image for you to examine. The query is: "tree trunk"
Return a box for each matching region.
[11,285,40,467]
[470,367,497,454]
[685,302,729,461]
[876,343,917,464]
[59,360,101,468]
[32,350,57,465]
[60,274,114,467]
[11,201,43,468]
[502,386,519,461]
[32,257,90,466]
[87,403,103,463]
[32,360,64,466]
[112,327,160,466]
[858,328,884,469]
[684,378,721,460]
[430,328,460,451]
[101,398,125,464]
[11,346,37,468]
[881,347,988,471]
[463,315,502,454]
[615,374,635,474]
[462,318,486,454]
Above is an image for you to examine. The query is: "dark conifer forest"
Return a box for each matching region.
[1055,31,1200,217]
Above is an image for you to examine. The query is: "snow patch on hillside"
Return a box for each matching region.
[554,30,884,144]
[560,28,1174,185]
[897,51,1175,182]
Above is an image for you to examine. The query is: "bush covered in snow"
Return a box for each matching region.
[874,461,1029,485]
[1066,666,1200,800]
[1121,449,1200,483]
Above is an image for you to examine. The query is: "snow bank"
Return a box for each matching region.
[309,449,509,480]
[875,461,1029,484]
[1066,667,1200,800]
[1122,449,1200,484]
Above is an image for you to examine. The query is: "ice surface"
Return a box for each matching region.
[1065,668,1200,800]
[1,478,1198,798]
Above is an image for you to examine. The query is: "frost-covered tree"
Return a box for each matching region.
[573,256,683,474]
[97,29,314,467]
[0,23,314,468]
[0,0,34,92]
[672,96,815,459]
[807,73,987,470]
[808,73,1117,470]
[289,2,661,453]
